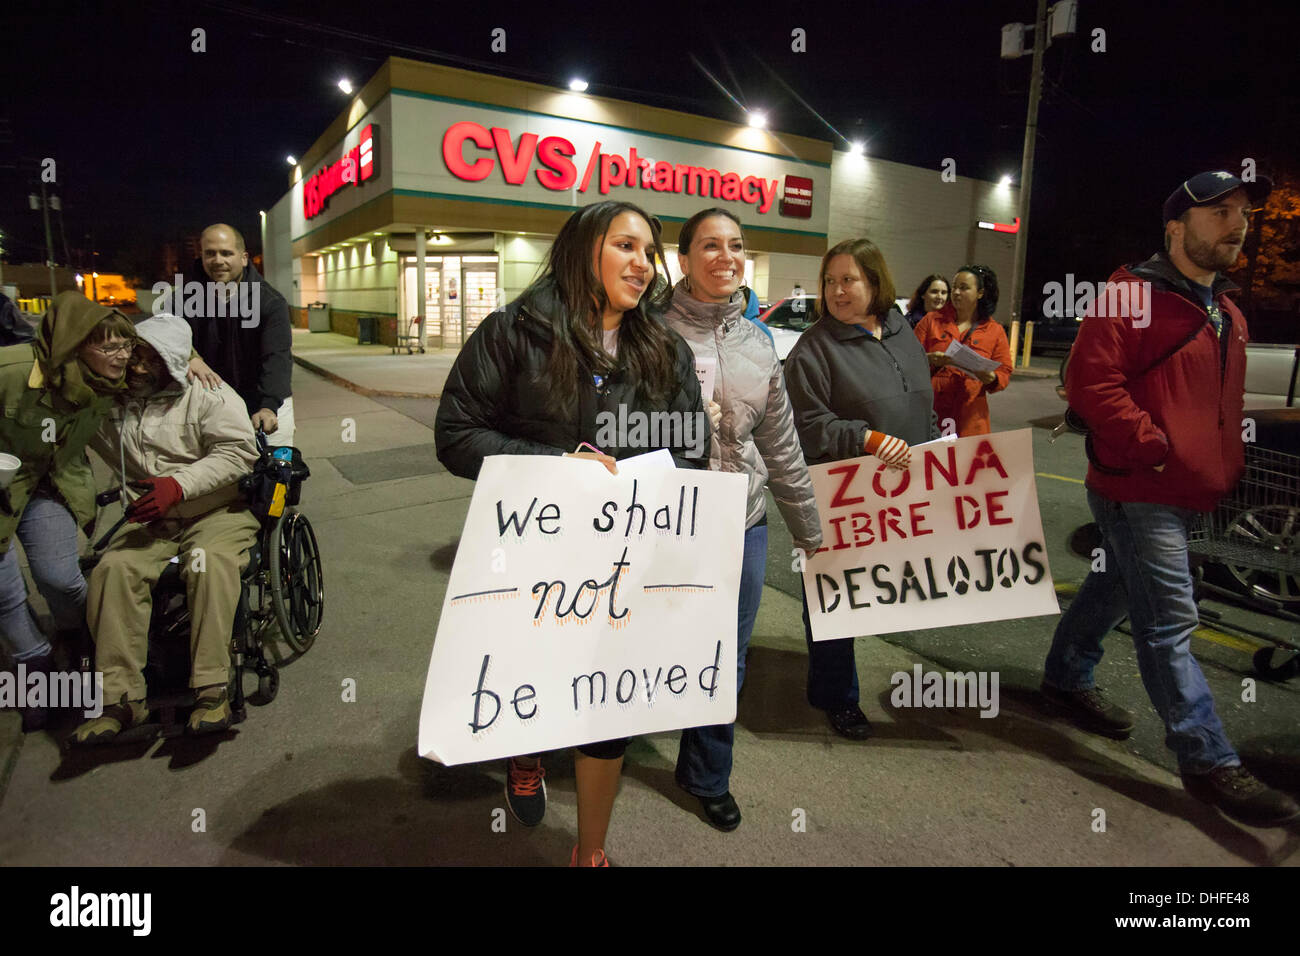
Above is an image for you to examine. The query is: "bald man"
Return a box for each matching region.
[186,223,294,445]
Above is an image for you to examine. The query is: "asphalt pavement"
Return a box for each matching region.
[2,334,1298,867]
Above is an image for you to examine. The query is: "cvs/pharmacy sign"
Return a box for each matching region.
[442,120,809,216]
[303,123,378,220]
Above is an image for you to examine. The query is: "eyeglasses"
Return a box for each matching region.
[91,342,136,358]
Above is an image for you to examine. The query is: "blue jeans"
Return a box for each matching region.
[1044,488,1238,773]
[676,522,767,798]
[0,495,88,661]
[802,593,860,711]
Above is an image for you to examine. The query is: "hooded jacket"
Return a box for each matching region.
[784,307,939,465]
[183,261,292,416]
[436,284,708,478]
[914,301,1013,436]
[1,292,126,550]
[89,314,259,519]
[1067,253,1248,511]
[662,281,821,551]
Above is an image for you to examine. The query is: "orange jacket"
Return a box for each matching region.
[914,303,1013,435]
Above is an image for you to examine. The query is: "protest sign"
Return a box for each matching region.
[802,429,1058,640]
[418,455,747,766]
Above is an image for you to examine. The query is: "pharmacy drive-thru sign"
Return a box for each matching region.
[418,454,746,766]
[802,430,1058,640]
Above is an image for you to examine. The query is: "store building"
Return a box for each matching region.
[264,56,1019,347]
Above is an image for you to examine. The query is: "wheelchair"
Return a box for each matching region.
[82,435,324,735]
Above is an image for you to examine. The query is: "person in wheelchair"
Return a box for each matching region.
[71,313,260,744]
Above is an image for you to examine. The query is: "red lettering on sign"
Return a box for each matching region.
[986,489,1013,525]
[827,464,864,508]
[491,127,539,185]
[443,121,494,181]
[535,136,576,189]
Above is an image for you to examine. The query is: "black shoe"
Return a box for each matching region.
[698,792,741,832]
[1039,681,1135,740]
[505,757,546,827]
[826,704,873,740]
[17,653,54,733]
[1182,765,1300,828]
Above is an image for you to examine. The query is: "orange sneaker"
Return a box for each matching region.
[570,846,610,867]
[505,757,546,826]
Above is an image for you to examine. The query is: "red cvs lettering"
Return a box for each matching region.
[491,127,539,185]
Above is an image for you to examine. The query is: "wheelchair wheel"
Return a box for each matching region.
[269,510,324,654]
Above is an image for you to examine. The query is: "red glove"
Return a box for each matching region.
[126,477,184,523]
[864,430,911,469]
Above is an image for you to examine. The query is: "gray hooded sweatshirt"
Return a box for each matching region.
[662,281,822,553]
[90,313,259,519]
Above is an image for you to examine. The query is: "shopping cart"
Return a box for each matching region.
[1188,444,1300,678]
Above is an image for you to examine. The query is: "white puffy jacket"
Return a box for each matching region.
[663,281,822,553]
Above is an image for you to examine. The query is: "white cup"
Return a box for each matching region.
[0,453,19,490]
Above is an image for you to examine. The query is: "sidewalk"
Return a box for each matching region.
[291,328,1060,398]
[290,330,456,398]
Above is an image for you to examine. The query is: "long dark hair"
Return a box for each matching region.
[955,264,999,320]
[907,273,949,315]
[519,201,677,412]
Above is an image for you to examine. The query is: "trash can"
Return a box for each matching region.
[356,314,377,345]
[307,302,331,332]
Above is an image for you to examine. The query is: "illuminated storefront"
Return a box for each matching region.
[264,56,1018,348]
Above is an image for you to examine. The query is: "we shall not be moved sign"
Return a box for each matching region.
[419,454,747,765]
[803,429,1059,640]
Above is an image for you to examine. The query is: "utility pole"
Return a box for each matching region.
[39,179,57,297]
[1008,0,1048,328]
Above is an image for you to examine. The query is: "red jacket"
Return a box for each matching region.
[1066,255,1247,512]
[914,303,1013,436]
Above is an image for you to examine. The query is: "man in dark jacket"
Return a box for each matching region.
[0,292,35,346]
[1041,171,1298,827]
[184,223,294,446]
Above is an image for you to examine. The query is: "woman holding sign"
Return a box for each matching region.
[784,238,937,739]
[436,200,707,867]
[914,265,1012,436]
[663,207,822,832]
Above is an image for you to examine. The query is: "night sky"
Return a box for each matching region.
[2,0,1297,317]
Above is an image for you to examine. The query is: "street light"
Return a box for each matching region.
[338,78,353,95]
[849,141,865,157]
[999,174,1013,188]
[286,155,297,166]
[747,111,767,129]
[568,78,589,92]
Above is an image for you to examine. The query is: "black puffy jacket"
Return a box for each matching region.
[435,290,708,479]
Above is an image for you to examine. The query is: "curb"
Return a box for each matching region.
[292,354,442,400]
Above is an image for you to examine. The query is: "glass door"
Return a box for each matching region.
[463,265,497,341]
[403,261,442,345]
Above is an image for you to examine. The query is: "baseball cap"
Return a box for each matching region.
[1163,171,1273,223]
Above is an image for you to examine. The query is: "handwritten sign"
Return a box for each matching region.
[418,455,747,765]
[802,429,1058,640]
